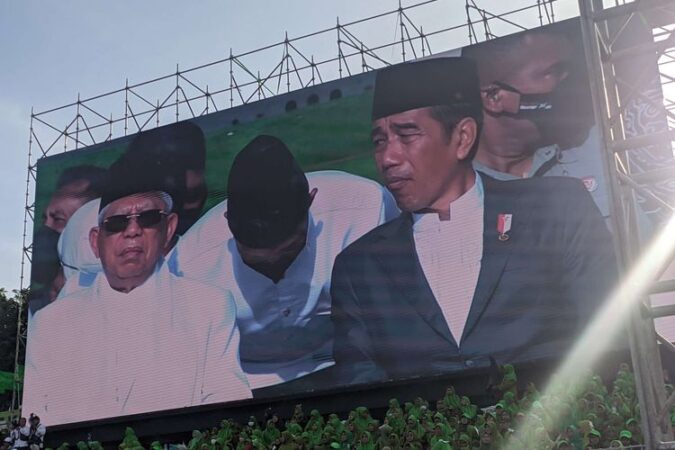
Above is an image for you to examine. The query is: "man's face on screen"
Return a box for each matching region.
[90,193,177,292]
[372,107,469,213]
[42,180,92,233]
[235,216,309,283]
[490,32,573,148]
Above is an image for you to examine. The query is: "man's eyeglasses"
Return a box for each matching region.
[102,209,168,233]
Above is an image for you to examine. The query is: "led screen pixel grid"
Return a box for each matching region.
[23,18,656,426]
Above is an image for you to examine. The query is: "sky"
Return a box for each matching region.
[0,0,581,292]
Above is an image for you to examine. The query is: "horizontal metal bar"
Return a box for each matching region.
[607,30,675,62]
[617,171,674,213]
[657,333,675,354]
[651,305,675,319]
[590,0,675,24]
[630,166,675,185]
[658,441,675,450]
[611,129,675,153]
[651,279,675,296]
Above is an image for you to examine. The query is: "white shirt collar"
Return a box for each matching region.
[412,172,484,229]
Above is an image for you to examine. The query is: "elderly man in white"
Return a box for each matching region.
[24,157,250,426]
[175,135,397,391]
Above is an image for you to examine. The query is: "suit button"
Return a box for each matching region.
[465,359,474,367]
[282,308,291,317]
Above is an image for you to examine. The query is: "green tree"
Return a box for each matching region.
[0,288,28,409]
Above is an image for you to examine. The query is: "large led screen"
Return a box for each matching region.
[24,18,663,426]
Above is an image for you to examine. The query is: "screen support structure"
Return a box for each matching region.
[580,0,675,448]
[15,2,675,445]
[13,0,570,415]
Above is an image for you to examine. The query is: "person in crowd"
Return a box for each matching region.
[27,415,45,450]
[175,134,397,391]
[23,156,250,425]
[2,421,20,450]
[329,57,617,384]
[13,418,29,450]
[30,165,106,314]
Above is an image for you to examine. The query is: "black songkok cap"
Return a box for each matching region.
[371,57,482,121]
[227,135,310,249]
[126,121,206,170]
[99,153,173,212]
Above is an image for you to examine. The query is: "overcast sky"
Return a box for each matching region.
[0,0,581,292]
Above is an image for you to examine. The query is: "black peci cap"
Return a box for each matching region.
[126,121,206,170]
[99,153,174,212]
[227,135,310,249]
[371,57,483,121]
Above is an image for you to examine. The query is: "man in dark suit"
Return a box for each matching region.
[329,57,618,385]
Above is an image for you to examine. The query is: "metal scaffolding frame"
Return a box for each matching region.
[15,2,675,446]
[579,0,675,448]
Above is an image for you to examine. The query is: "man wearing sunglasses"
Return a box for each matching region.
[51,122,207,300]
[23,157,251,426]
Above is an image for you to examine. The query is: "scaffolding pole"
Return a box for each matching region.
[579,0,675,448]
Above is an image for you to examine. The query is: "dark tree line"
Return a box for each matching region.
[0,288,28,410]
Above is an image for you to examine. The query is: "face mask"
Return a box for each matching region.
[493,81,555,118]
[493,77,593,149]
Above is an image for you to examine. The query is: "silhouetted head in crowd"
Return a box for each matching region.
[124,121,207,235]
[226,135,317,283]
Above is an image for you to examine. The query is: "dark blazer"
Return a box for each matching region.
[329,174,618,385]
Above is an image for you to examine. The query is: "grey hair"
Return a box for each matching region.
[98,191,173,225]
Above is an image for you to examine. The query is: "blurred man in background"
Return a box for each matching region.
[30,165,106,315]
[462,25,609,218]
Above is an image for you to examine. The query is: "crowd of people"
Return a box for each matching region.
[2,414,45,450]
[21,363,663,450]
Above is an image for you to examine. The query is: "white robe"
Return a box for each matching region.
[24,264,251,426]
[175,171,397,388]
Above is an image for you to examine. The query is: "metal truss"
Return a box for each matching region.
[579,0,675,448]
[13,0,580,412]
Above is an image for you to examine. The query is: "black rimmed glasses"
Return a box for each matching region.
[101,209,168,233]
